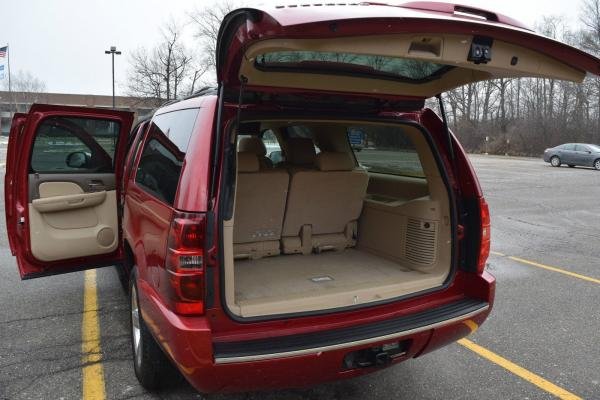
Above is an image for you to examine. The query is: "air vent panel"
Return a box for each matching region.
[405,218,437,265]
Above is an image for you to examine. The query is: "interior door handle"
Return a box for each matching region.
[88,181,106,191]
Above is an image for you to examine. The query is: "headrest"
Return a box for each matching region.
[237,152,260,173]
[286,137,316,165]
[238,136,267,156]
[316,152,355,171]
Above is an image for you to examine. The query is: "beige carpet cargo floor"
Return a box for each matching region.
[233,249,447,317]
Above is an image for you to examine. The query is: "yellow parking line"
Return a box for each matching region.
[490,251,600,285]
[458,339,582,400]
[508,256,600,285]
[82,269,106,400]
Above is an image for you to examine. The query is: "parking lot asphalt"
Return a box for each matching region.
[0,150,599,400]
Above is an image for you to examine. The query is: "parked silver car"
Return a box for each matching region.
[543,143,600,170]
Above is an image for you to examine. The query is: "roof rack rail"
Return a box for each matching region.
[184,86,218,100]
[152,87,218,111]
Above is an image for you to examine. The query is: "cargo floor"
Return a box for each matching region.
[233,248,447,317]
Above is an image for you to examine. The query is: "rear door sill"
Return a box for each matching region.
[213,298,488,364]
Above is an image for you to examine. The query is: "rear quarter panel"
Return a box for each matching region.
[174,97,218,212]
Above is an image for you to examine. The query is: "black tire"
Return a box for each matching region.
[550,156,561,167]
[568,164,575,168]
[130,274,180,390]
[594,159,600,171]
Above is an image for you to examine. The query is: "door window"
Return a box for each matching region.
[30,117,119,173]
[560,144,575,151]
[574,144,589,152]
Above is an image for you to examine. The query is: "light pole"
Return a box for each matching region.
[104,46,121,108]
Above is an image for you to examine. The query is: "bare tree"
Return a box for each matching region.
[188,0,238,84]
[1,70,46,93]
[1,70,47,111]
[126,20,193,100]
[580,0,600,54]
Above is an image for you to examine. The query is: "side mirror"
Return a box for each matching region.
[269,150,284,164]
[66,151,90,168]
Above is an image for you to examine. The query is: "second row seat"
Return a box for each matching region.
[281,152,369,254]
[233,148,369,259]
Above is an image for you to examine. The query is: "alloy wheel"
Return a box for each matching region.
[131,285,143,369]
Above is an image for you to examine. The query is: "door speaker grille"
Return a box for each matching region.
[405,219,437,265]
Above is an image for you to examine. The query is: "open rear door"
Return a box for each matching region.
[216,2,600,97]
[5,104,134,279]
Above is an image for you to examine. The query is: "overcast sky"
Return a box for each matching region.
[0,0,583,96]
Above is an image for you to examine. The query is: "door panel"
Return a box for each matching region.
[560,150,573,164]
[6,104,133,279]
[29,185,118,261]
[574,145,591,165]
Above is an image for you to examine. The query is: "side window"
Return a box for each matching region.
[134,108,199,205]
[285,125,321,155]
[575,144,588,152]
[262,129,283,164]
[349,125,425,178]
[287,125,313,139]
[562,144,575,151]
[135,138,183,205]
[30,117,119,173]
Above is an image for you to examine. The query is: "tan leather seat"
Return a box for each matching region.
[281,151,369,254]
[238,136,273,169]
[233,152,289,259]
[284,137,317,168]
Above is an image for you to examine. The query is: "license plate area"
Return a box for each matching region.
[342,340,410,370]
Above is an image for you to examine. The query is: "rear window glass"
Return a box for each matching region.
[134,108,198,205]
[256,51,449,81]
[152,108,199,153]
[349,125,425,178]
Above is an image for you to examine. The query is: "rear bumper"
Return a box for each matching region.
[138,274,494,393]
[214,298,488,364]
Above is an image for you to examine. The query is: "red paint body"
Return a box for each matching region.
[118,93,495,392]
[7,2,600,394]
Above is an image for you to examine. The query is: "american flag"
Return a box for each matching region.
[0,46,7,57]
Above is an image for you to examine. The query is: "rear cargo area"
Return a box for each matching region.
[234,248,448,317]
[222,121,453,318]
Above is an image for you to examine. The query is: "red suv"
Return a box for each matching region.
[5,3,600,393]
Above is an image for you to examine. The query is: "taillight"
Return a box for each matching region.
[477,198,491,274]
[166,211,206,315]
